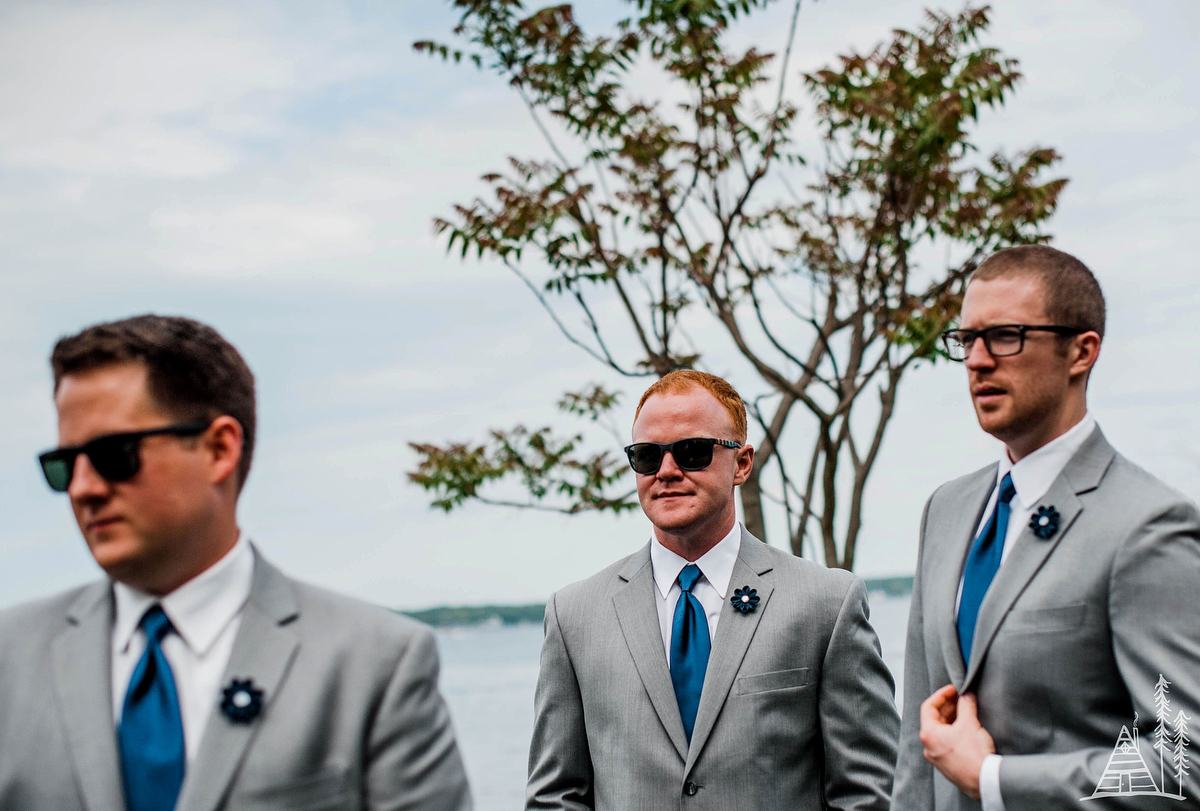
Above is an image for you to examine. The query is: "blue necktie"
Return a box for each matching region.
[957,473,1017,665]
[670,564,711,743]
[119,605,185,811]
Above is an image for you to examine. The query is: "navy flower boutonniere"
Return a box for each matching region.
[731,586,760,614]
[220,678,264,724]
[1029,506,1060,539]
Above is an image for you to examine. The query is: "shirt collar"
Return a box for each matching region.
[650,522,742,600]
[113,533,255,657]
[998,413,1097,510]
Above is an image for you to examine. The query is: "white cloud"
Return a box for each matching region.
[0,1,398,178]
[0,4,274,175]
[11,122,239,178]
[151,202,370,272]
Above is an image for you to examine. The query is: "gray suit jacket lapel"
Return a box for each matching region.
[936,467,996,689]
[963,427,1115,689]
[612,544,690,762]
[177,550,301,811]
[684,527,774,776]
[51,582,125,811]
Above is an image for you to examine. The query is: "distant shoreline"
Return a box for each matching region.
[402,575,914,628]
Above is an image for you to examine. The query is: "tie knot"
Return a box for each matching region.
[998,473,1016,504]
[140,605,174,644]
[677,564,702,593]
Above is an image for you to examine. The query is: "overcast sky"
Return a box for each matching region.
[2,0,1197,611]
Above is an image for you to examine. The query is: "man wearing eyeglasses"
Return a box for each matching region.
[893,245,1200,810]
[526,370,900,810]
[0,315,472,811]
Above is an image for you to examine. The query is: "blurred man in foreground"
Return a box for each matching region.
[894,246,1200,809]
[0,315,472,811]
[527,370,900,810]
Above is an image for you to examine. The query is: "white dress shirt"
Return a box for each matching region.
[960,414,1097,811]
[112,534,254,763]
[650,522,741,665]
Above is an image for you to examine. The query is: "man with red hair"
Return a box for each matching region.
[526,370,900,810]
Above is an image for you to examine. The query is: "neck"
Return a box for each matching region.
[653,510,736,562]
[1005,400,1088,462]
[133,515,241,597]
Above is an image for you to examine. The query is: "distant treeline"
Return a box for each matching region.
[403,603,546,627]
[861,575,915,597]
[402,576,914,628]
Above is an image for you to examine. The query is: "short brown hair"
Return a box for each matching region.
[971,245,1106,339]
[51,315,257,491]
[634,370,748,442]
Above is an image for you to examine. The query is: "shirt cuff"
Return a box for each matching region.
[980,754,1005,811]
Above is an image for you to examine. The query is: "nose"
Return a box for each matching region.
[963,334,996,370]
[656,450,684,479]
[67,452,112,502]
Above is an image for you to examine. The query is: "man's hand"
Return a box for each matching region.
[918,684,996,801]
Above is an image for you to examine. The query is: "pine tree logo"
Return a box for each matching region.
[1155,675,1173,793]
[1083,674,1191,801]
[1173,710,1192,796]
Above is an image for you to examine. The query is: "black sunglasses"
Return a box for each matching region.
[940,324,1085,362]
[38,421,212,493]
[623,437,743,475]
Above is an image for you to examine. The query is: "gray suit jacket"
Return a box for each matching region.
[0,549,472,811]
[894,427,1200,810]
[526,527,900,810]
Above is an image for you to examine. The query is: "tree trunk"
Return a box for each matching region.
[740,472,768,542]
[740,391,800,544]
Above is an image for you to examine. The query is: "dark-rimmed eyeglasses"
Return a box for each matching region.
[623,438,743,475]
[940,324,1085,362]
[38,421,213,493]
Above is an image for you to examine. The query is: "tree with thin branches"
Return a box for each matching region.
[409,1,1066,569]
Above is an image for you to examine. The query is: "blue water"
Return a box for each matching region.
[436,593,912,811]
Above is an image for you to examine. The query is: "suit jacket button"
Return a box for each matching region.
[684,781,698,796]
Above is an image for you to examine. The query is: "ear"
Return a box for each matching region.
[203,415,244,489]
[1069,331,1102,380]
[732,443,755,486]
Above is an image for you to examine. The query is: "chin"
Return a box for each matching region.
[974,405,1016,440]
[647,508,701,534]
[649,514,696,532]
[87,535,149,580]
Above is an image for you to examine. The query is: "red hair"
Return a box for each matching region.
[634,370,747,442]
